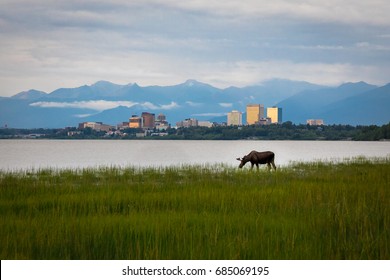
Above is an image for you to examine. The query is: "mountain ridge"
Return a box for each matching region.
[1,79,389,128]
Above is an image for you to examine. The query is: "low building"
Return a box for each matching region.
[78,122,114,132]
[151,132,169,137]
[176,118,198,128]
[198,121,213,128]
[68,131,82,136]
[117,122,130,130]
[307,119,324,126]
[257,117,272,125]
[155,122,170,131]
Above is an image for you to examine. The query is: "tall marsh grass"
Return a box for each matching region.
[0,158,389,259]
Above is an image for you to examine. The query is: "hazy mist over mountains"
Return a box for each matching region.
[1,79,389,128]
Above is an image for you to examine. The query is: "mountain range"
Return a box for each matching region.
[0,79,389,128]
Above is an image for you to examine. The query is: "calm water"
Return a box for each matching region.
[0,139,389,170]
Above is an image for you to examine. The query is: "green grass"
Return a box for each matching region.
[0,158,389,260]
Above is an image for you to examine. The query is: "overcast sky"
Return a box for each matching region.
[1,0,390,96]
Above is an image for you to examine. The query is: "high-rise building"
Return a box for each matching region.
[141,112,155,129]
[156,113,166,122]
[227,110,242,126]
[155,113,169,131]
[267,107,283,124]
[246,104,264,125]
[129,115,142,128]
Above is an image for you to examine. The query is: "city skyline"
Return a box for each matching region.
[76,104,284,131]
[1,78,388,128]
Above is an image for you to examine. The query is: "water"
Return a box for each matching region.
[0,139,389,170]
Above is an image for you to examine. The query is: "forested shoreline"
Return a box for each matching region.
[1,122,389,141]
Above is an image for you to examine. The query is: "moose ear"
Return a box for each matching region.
[236,157,242,161]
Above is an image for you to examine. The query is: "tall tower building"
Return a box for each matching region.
[227,110,242,126]
[246,104,264,125]
[267,107,283,124]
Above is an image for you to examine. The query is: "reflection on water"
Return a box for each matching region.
[1,139,389,170]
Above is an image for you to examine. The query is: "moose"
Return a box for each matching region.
[236,150,276,171]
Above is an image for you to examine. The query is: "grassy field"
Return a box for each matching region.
[0,158,389,260]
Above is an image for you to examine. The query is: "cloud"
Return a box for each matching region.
[192,113,227,117]
[29,100,179,111]
[199,60,387,87]
[0,0,390,97]
[140,101,179,110]
[355,42,390,51]
[219,103,233,108]
[30,100,137,111]
[186,101,203,107]
[74,113,94,118]
[293,45,345,51]
[157,0,390,26]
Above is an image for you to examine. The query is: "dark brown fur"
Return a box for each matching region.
[236,150,276,171]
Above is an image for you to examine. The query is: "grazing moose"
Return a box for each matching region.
[236,150,276,171]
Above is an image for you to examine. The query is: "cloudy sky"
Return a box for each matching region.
[1,0,389,96]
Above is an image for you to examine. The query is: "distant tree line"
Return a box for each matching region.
[1,122,389,141]
[164,122,390,141]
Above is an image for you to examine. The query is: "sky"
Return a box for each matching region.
[1,0,390,97]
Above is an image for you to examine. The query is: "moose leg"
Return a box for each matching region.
[267,162,271,171]
[271,159,277,170]
[256,163,259,170]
